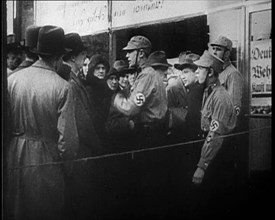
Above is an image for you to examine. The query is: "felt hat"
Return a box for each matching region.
[147,51,172,68]
[31,25,71,55]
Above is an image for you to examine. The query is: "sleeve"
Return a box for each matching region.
[197,93,236,170]
[197,130,224,170]
[169,107,188,129]
[57,84,79,162]
[114,71,154,116]
[226,71,243,114]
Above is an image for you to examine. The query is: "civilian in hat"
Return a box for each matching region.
[77,56,90,82]
[8,25,41,76]
[166,51,204,143]
[60,32,103,219]
[106,68,119,91]
[6,34,24,75]
[85,54,113,144]
[6,25,79,220]
[190,50,237,218]
[105,66,135,152]
[113,60,130,91]
[209,35,243,117]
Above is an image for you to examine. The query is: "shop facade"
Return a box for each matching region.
[8,0,272,176]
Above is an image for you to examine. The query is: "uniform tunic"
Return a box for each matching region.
[219,61,243,115]
[6,60,78,220]
[198,80,237,170]
[114,66,167,124]
[114,66,168,148]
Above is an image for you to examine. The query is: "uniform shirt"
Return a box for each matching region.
[219,61,243,115]
[114,66,167,124]
[198,80,237,170]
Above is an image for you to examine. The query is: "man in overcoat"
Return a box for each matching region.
[6,25,78,220]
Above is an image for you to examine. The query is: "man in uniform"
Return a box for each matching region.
[209,35,243,117]
[113,38,168,148]
[191,50,237,218]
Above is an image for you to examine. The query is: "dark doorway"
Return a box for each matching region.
[115,15,209,59]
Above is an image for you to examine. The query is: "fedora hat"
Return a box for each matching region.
[64,33,88,53]
[147,51,172,68]
[194,50,224,73]
[31,25,71,56]
[174,52,200,70]
[25,25,41,49]
[113,60,131,76]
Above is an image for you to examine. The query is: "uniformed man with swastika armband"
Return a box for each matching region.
[114,36,168,148]
[208,36,244,118]
[189,50,237,219]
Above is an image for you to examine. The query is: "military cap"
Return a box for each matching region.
[123,35,151,51]
[194,50,224,73]
[210,35,233,51]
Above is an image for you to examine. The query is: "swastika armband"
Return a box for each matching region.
[134,93,146,106]
[210,120,219,132]
[234,105,240,116]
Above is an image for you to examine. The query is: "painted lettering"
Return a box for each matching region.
[251,46,272,60]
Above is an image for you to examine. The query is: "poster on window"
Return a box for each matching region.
[250,39,272,115]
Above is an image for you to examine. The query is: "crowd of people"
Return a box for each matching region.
[5,24,244,220]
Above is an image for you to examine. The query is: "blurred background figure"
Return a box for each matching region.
[113,60,130,91]
[106,68,119,91]
[78,56,90,82]
[9,25,41,76]
[7,34,24,75]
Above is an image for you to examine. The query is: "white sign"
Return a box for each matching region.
[250,39,272,95]
[112,0,242,29]
[35,1,108,35]
[250,39,272,112]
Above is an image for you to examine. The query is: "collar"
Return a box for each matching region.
[32,60,56,72]
[207,78,220,90]
[223,60,231,70]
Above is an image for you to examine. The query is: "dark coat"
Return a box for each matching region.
[6,60,78,220]
[85,74,114,143]
[69,72,102,157]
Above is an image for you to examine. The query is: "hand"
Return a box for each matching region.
[192,167,205,185]
[129,120,135,130]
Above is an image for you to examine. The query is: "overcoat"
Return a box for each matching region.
[6,60,78,220]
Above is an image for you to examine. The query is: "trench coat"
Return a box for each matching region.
[6,60,79,220]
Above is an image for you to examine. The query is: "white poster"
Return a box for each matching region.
[250,39,272,115]
[35,1,108,35]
